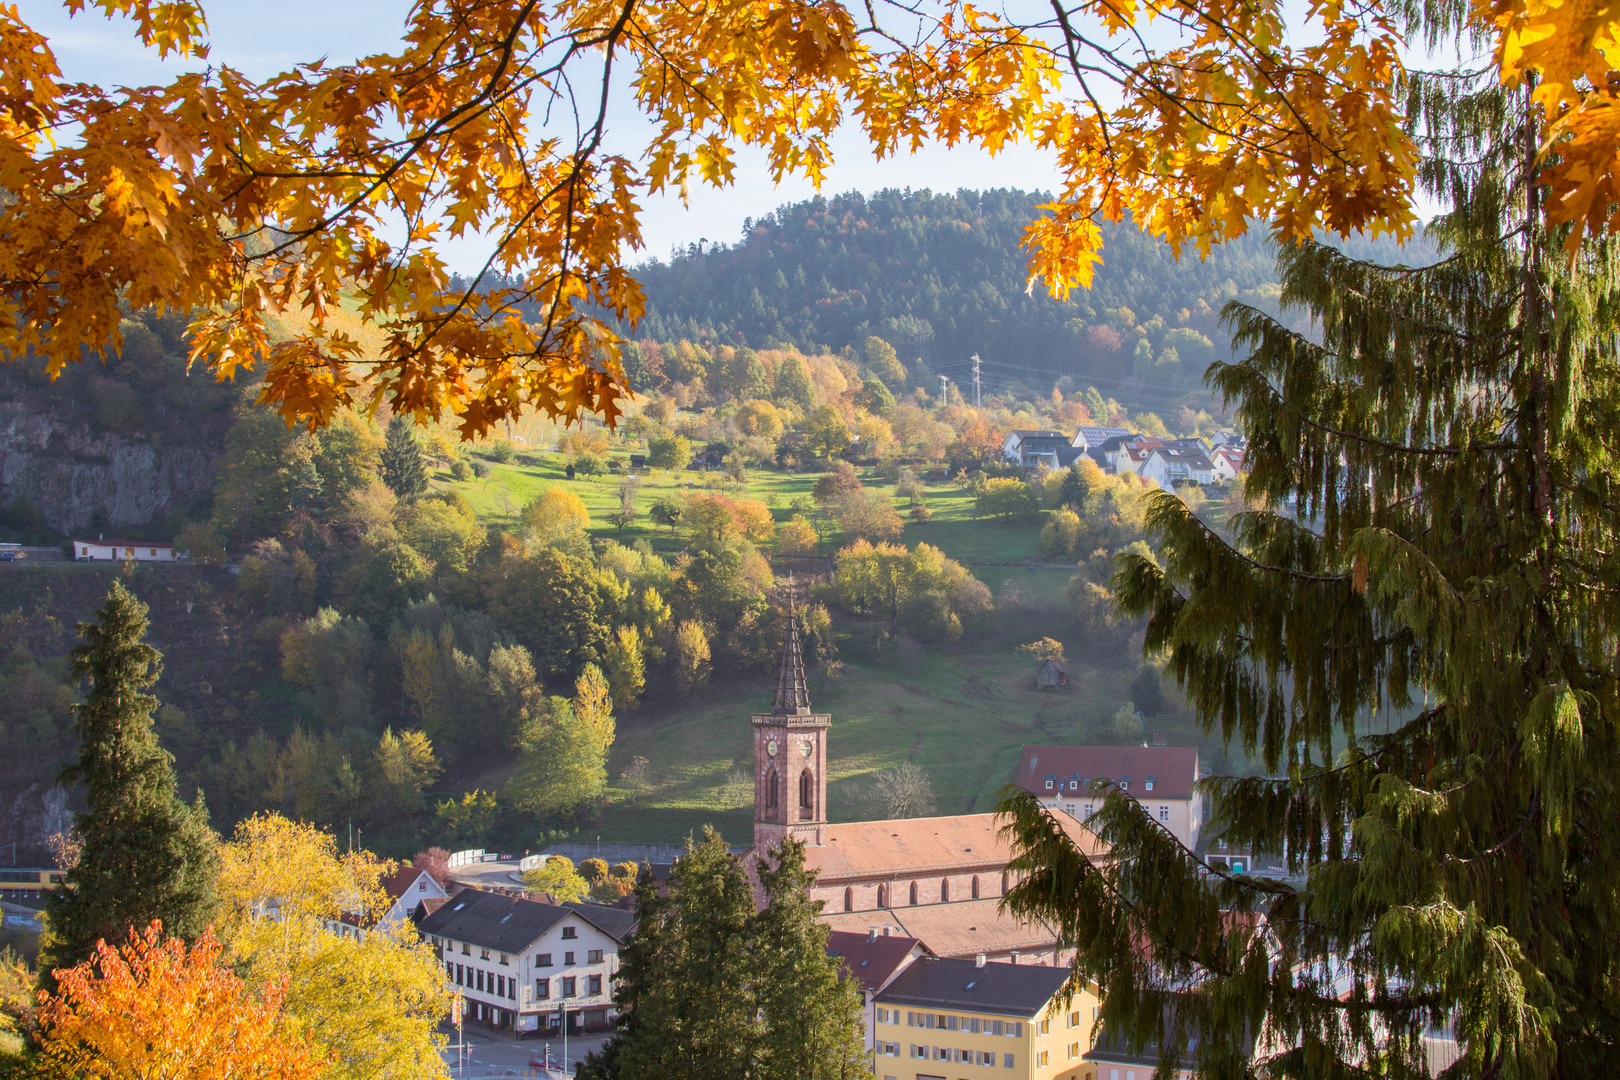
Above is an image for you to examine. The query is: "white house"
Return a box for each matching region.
[72,539,177,562]
[1210,445,1246,482]
[1001,430,1070,469]
[826,928,931,1058]
[327,866,448,941]
[418,889,636,1035]
[1018,745,1204,853]
[1141,445,1217,490]
[1110,437,1162,476]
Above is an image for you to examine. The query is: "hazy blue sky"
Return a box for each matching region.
[20,1,1064,267]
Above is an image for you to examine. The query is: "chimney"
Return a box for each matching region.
[975,954,986,968]
[1010,951,1020,964]
[881,925,890,937]
[868,926,879,943]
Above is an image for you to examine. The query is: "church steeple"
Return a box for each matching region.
[771,592,811,716]
[751,588,830,851]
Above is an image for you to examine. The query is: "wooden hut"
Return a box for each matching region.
[1036,657,1068,689]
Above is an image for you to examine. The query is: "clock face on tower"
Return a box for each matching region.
[800,738,813,757]
[766,738,779,757]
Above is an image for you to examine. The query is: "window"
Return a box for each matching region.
[561,977,576,997]
[1068,1010,1081,1028]
[561,926,577,940]
[877,884,888,908]
[799,769,814,810]
[455,963,464,985]
[1068,1042,1081,1059]
[844,887,853,912]
[509,979,517,1000]
[535,978,549,999]
[881,1043,899,1057]
[1065,804,1076,816]
[588,975,602,995]
[944,1015,958,1032]
[480,949,490,960]
[989,1021,1003,1036]
[980,1051,995,1065]
[461,943,470,954]
[1003,1053,1015,1068]
[934,1047,949,1061]
[1145,779,1155,791]
[496,976,505,997]
[967,1018,980,1034]
[499,953,509,965]
[476,970,485,992]
[971,876,980,899]
[1084,803,1093,817]
[940,879,949,903]
[565,952,576,966]
[1119,781,1129,791]
[536,953,552,966]
[909,881,918,906]
[588,949,603,964]
[765,767,779,810]
[1038,1018,1050,1035]
[1159,806,1170,822]
[1044,779,1053,790]
[1006,1022,1023,1037]
[1037,1050,1050,1067]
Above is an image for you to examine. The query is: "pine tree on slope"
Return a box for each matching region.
[381,415,428,501]
[40,581,219,990]
[998,28,1620,1078]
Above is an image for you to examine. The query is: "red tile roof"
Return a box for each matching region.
[1018,745,1200,801]
[825,929,926,992]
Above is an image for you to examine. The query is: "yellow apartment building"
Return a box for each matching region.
[872,956,1099,1080]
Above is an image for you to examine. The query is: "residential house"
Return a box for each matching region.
[73,539,177,562]
[1140,445,1217,490]
[689,449,724,470]
[827,928,931,1057]
[1081,434,1134,474]
[327,866,449,941]
[1017,745,1203,852]
[1209,445,1245,482]
[1109,437,1163,477]
[1002,430,1071,469]
[872,955,1099,1080]
[1070,426,1134,451]
[417,889,636,1035]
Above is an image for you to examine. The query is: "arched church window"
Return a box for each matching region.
[909,882,918,906]
[971,876,980,899]
[1001,871,1009,894]
[765,768,779,810]
[877,884,888,908]
[941,879,950,903]
[800,769,814,810]
[844,887,853,912]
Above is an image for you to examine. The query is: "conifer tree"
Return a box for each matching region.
[752,838,869,1080]
[999,21,1620,1077]
[41,582,219,989]
[581,829,757,1080]
[380,416,428,501]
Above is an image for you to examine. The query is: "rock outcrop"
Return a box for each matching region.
[0,398,216,532]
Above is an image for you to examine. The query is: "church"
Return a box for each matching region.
[741,600,1108,966]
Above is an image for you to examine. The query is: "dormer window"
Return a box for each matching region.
[1145,777,1156,792]
[1044,779,1054,790]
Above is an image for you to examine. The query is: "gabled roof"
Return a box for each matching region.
[1007,429,1068,441]
[71,538,174,548]
[803,814,1014,879]
[1147,445,1216,470]
[822,898,1060,961]
[417,889,635,951]
[381,866,437,902]
[876,956,1071,1018]
[1019,745,1199,801]
[826,930,925,992]
[1072,425,1135,449]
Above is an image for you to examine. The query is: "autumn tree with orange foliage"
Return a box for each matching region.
[34,921,325,1080]
[1,0,1438,440]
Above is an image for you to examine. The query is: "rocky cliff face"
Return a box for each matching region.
[0,397,217,532]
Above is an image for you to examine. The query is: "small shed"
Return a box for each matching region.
[1036,657,1068,689]
[629,454,647,470]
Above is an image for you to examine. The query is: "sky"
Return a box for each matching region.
[17,0,1066,268]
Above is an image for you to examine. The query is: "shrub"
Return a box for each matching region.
[489,439,517,463]
[448,459,472,481]
[573,452,608,477]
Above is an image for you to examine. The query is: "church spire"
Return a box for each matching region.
[771,590,811,716]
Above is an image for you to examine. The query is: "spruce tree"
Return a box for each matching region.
[381,415,428,500]
[581,828,757,1080]
[999,23,1620,1078]
[40,581,218,988]
[753,838,870,1080]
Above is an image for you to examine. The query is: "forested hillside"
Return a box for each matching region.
[618,189,1434,410]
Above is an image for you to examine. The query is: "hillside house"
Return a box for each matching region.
[326,866,448,941]
[1210,446,1246,482]
[1141,445,1217,490]
[1018,745,1203,852]
[1002,430,1071,469]
[73,539,177,562]
[418,889,636,1035]
[827,929,932,1057]
[1036,658,1068,689]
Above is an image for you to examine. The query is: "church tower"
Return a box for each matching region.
[752,594,829,852]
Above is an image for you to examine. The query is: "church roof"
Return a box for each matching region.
[823,898,1060,961]
[797,811,1106,882]
[771,592,811,715]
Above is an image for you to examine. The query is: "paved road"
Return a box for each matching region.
[440,1024,608,1079]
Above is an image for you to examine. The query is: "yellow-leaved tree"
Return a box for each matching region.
[214,814,452,1080]
[0,0,1428,436]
